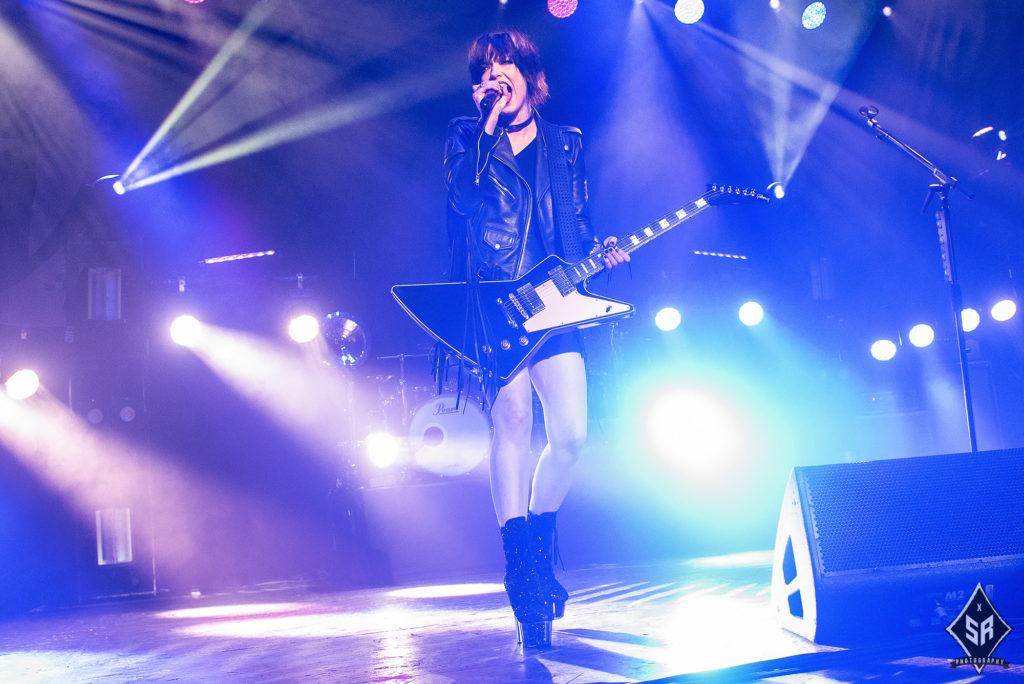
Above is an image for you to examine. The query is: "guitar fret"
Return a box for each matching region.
[561,185,768,287]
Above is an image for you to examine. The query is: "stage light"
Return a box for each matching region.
[960,308,980,332]
[655,307,682,332]
[170,315,202,347]
[870,339,897,361]
[112,180,126,195]
[5,369,40,400]
[202,250,276,265]
[365,432,400,469]
[288,314,320,344]
[693,251,748,260]
[547,0,578,19]
[908,324,934,348]
[768,182,786,200]
[738,301,764,327]
[674,0,705,24]
[643,386,745,480]
[770,0,781,11]
[991,299,1017,322]
[801,2,826,29]
[881,5,892,17]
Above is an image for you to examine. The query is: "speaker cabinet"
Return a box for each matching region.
[771,448,1024,645]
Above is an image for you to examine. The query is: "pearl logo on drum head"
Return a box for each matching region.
[409,394,492,477]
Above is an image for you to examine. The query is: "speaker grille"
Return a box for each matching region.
[798,449,1024,575]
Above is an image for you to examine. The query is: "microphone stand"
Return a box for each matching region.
[858,106,978,453]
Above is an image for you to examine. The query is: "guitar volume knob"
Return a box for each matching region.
[518,336,528,346]
[500,340,511,350]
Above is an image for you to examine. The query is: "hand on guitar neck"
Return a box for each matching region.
[600,236,630,269]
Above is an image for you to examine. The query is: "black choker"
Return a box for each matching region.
[503,111,535,133]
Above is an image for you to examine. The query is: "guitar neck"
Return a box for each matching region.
[565,194,712,286]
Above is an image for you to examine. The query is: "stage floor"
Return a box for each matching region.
[1,554,1021,683]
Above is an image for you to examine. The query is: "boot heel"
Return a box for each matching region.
[553,599,565,620]
[515,618,552,648]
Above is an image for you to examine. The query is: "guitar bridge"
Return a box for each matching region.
[507,293,528,321]
[497,297,519,328]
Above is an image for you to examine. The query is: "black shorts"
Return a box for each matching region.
[529,330,584,366]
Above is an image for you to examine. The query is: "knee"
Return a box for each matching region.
[549,428,586,464]
[492,401,532,450]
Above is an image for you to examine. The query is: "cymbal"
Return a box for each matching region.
[377,352,430,360]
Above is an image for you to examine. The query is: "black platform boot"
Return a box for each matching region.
[528,511,569,619]
[500,517,553,648]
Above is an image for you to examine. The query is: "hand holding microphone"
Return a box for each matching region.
[473,80,509,134]
[480,83,507,112]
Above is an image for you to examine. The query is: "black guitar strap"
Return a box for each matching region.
[541,118,585,263]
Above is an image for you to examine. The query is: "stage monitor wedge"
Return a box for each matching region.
[772,448,1024,645]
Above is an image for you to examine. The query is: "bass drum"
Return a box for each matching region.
[408,394,492,477]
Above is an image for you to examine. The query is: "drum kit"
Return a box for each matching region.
[374,352,491,479]
[327,316,492,481]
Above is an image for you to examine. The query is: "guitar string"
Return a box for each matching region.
[564,195,714,286]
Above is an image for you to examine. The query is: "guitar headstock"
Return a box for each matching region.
[704,184,772,206]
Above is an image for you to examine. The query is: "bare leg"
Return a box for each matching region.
[489,369,536,525]
[528,351,587,514]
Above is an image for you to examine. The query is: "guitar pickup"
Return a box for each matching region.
[548,266,574,296]
[516,283,544,315]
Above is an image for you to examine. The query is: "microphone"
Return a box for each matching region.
[858,105,879,119]
[480,83,508,113]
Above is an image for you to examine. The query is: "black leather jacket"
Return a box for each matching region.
[443,113,599,281]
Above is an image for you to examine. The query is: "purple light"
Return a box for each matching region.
[202,250,276,265]
[548,0,578,19]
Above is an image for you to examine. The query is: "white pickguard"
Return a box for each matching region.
[522,280,632,333]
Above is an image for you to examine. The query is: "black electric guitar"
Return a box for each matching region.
[392,184,770,386]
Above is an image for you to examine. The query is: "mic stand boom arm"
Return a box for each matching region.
[858,106,978,453]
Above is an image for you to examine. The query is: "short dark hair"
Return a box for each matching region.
[468,30,550,107]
